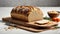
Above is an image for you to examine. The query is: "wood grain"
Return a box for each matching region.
[2,17,57,32]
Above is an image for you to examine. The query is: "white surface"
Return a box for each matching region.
[0,7,60,34]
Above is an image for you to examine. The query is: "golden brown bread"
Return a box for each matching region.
[11,6,43,22]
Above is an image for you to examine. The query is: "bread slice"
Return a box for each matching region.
[35,20,49,25]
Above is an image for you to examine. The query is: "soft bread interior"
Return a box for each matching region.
[35,20,49,24]
[28,8,43,22]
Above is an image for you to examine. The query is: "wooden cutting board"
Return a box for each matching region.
[2,17,57,32]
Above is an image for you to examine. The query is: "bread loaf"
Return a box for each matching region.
[11,6,43,22]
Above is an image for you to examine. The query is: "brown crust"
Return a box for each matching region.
[11,6,41,16]
[11,6,34,16]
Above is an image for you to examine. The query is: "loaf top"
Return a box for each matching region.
[11,6,41,16]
